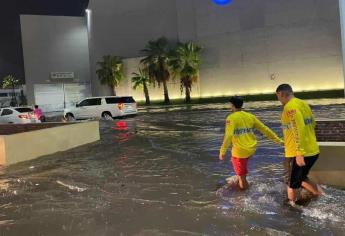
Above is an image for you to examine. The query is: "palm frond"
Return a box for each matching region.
[168,41,202,94]
[96,55,124,88]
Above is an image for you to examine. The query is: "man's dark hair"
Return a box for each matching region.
[276,84,294,94]
[229,96,244,109]
[34,105,38,109]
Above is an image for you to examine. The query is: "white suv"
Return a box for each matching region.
[64,96,138,121]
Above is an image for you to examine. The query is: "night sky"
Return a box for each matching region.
[0,0,89,82]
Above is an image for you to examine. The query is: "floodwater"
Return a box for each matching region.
[0,99,345,236]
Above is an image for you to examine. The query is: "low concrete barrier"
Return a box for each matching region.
[316,119,345,142]
[0,121,100,165]
[309,119,345,188]
[309,142,345,188]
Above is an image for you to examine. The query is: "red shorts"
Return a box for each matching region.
[231,157,249,176]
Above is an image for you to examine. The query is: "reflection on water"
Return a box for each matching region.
[0,99,344,235]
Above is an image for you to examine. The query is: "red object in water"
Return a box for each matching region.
[112,121,129,131]
[116,121,127,128]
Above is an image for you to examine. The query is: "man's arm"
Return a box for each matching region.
[286,108,306,166]
[219,118,234,160]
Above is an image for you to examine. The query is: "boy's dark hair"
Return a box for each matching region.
[276,84,294,94]
[34,105,38,109]
[229,96,244,109]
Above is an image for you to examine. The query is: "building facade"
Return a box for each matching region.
[21,15,91,111]
[87,0,345,101]
[21,0,345,110]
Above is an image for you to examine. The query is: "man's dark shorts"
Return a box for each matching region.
[284,154,319,189]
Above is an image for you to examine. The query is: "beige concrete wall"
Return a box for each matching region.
[309,142,345,188]
[0,121,100,165]
[95,0,344,101]
[0,137,6,165]
[194,0,344,97]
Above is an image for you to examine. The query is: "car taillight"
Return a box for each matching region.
[118,103,124,110]
[18,114,29,119]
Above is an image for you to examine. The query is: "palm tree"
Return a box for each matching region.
[141,37,172,104]
[132,67,152,105]
[169,42,202,103]
[2,75,21,106]
[96,55,124,96]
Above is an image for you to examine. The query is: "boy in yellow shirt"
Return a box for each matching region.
[276,84,322,206]
[219,96,283,190]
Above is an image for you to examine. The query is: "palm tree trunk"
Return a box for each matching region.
[110,85,116,96]
[162,80,170,104]
[185,87,191,104]
[143,83,151,106]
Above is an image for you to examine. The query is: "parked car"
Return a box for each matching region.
[64,96,138,121]
[0,107,41,124]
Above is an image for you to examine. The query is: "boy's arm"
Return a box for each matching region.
[219,118,234,158]
[253,116,283,144]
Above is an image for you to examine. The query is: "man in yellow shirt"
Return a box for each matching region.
[219,96,283,190]
[276,84,322,206]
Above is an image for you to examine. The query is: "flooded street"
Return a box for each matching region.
[1,99,345,236]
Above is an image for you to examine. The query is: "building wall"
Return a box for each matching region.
[20,15,91,105]
[88,0,179,96]
[194,0,344,97]
[89,0,345,101]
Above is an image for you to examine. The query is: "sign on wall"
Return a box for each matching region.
[50,72,75,80]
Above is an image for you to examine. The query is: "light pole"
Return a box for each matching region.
[339,0,345,97]
[86,8,93,97]
[10,79,18,107]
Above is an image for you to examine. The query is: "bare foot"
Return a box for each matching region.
[316,185,325,196]
[288,200,297,208]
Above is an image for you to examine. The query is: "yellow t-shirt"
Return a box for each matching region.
[220,111,283,158]
[281,97,320,158]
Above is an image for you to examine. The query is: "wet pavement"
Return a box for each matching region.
[0,99,345,236]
